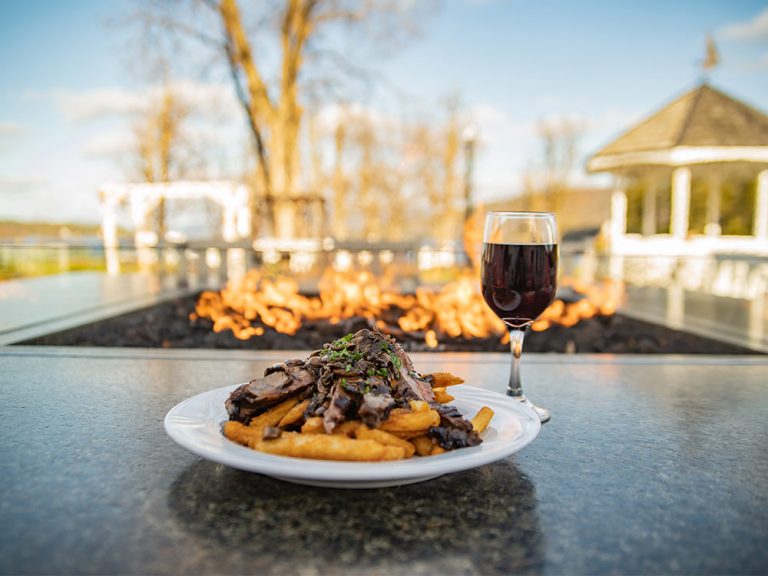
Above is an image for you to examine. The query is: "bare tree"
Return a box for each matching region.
[320,98,465,243]
[130,83,192,238]
[325,106,397,241]
[405,102,464,243]
[136,0,430,239]
[536,116,585,213]
[331,114,349,239]
[437,98,461,243]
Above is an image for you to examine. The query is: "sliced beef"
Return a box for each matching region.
[225,360,314,424]
[264,359,306,376]
[225,328,484,451]
[262,426,282,439]
[427,404,481,449]
[323,380,356,432]
[358,391,395,428]
[388,334,415,371]
[428,425,482,450]
[373,330,434,402]
[303,393,325,418]
[397,367,436,403]
[434,404,475,431]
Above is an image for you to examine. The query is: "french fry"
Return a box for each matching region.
[249,396,300,429]
[277,398,309,427]
[379,409,440,434]
[252,432,406,461]
[332,420,362,437]
[430,445,446,456]
[408,400,430,413]
[300,416,361,436]
[428,372,464,388]
[432,387,455,404]
[355,425,416,458]
[223,420,263,446]
[411,435,434,457]
[301,417,324,434]
[471,406,494,434]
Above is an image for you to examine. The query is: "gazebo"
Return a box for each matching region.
[587,83,768,256]
[99,181,251,275]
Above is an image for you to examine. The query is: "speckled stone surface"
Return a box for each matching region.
[1,348,767,575]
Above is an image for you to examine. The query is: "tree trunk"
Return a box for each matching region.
[332,121,348,240]
[218,0,317,240]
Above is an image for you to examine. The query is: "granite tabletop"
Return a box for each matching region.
[1,347,767,575]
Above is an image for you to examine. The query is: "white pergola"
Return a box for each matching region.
[588,84,768,256]
[99,181,251,274]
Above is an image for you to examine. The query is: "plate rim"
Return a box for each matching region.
[164,383,541,483]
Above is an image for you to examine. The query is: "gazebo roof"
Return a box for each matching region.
[588,83,768,173]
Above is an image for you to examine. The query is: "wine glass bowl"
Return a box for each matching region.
[481,212,558,423]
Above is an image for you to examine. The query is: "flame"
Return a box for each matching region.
[192,266,625,347]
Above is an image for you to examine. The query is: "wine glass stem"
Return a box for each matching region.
[507,327,527,398]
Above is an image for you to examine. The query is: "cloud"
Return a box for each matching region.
[0,122,24,149]
[81,132,135,158]
[31,80,240,123]
[81,121,241,159]
[468,103,535,142]
[721,7,768,41]
[0,176,48,194]
[0,122,23,136]
[155,79,241,121]
[56,88,145,122]
[469,103,510,125]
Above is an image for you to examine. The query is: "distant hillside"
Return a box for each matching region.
[0,220,104,241]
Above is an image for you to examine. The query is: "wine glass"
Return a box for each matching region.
[481,212,558,423]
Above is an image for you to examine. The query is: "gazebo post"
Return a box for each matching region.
[129,191,154,273]
[671,167,691,239]
[100,190,121,276]
[222,195,238,243]
[755,169,768,241]
[705,170,722,237]
[642,177,657,236]
[610,179,627,242]
[235,185,251,239]
[609,177,627,281]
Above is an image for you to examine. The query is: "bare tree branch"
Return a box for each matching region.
[219,0,275,122]
[132,0,431,239]
[135,9,224,48]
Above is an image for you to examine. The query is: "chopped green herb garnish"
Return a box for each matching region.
[366,367,388,378]
[332,333,354,346]
[323,348,363,362]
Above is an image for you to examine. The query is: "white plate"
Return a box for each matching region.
[164,384,541,489]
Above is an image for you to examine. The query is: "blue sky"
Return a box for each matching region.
[1,0,767,224]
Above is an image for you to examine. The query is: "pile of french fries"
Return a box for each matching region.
[223,372,494,461]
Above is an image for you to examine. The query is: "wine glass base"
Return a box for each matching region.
[510,395,551,423]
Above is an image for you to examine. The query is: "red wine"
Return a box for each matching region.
[481,242,558,328]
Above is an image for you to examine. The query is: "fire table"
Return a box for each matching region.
[1,347,766,574]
